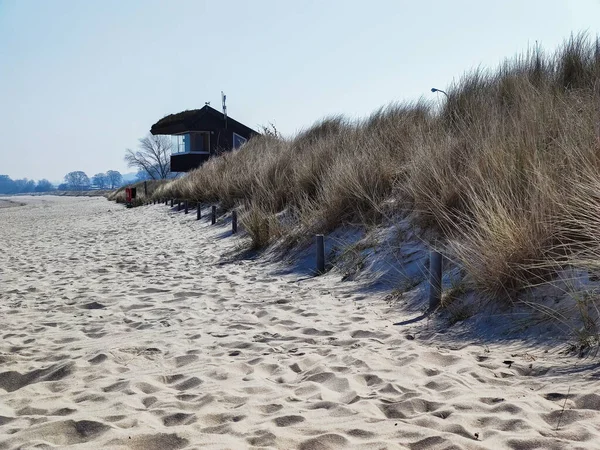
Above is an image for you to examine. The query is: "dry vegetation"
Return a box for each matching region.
[107,180,167,206]
[152,35,600,305]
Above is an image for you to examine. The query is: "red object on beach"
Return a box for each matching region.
[125,188,132,204]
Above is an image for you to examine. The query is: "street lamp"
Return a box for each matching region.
[431,87,448,98]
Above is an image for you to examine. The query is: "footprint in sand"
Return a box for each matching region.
[162,412,196,426]
[272,415,305,427]
[298,434,349,450]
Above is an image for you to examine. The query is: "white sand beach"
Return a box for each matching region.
[1,196,600,449]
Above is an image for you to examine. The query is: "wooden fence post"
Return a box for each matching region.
[184,201,189,214]
[211,205,217,224]
[429,250,443,310]
[316,234,325,274]
[196,204,201,220]
[232,210,238,234]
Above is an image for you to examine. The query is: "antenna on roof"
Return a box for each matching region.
[221,91,227,129]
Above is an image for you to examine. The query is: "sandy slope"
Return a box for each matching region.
[1,196,600,449]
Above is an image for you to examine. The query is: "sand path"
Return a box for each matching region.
[1,196,599,449]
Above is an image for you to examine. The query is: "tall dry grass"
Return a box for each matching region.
[108,179,168,206]
[154,34,600,301]
[406,35,600,297]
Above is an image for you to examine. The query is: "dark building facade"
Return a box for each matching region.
[150,105,259,172]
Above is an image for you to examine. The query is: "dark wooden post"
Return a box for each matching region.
[316,235,325,274]
[196,204,201,220]
[232,210,238,234]
[170,199,174,207]
[429,250,443,310]
[184,201,189,214]
[211,206,216,224]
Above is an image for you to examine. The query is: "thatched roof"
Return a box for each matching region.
[150,105,258,136]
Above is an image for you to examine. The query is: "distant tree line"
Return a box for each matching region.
[0,175,55,194]
[0,170,124,194]
[57,170,123,191]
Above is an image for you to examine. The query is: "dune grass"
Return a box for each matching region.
[107,180,167,206]
[153,34,600,305]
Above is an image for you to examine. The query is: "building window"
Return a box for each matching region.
[171,135,186,154]
[233,132,247,149]
[190,133,206,152]
[171,132,210,154]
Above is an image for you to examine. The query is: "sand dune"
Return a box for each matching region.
[1,196,599,449]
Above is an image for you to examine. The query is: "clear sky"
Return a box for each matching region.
[1,0,600,181]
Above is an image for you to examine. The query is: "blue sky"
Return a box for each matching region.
[1,0,600,181]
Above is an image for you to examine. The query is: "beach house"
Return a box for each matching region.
[150,104,259,172]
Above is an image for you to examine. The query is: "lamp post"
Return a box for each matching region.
[431,87,448,98]
[428,87,447,308]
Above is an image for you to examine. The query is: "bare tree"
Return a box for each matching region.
[106,170,123,189]
[92,173,108,189]
[35,179,55,192]
[64,171,90,190]
[125,134,172,180]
